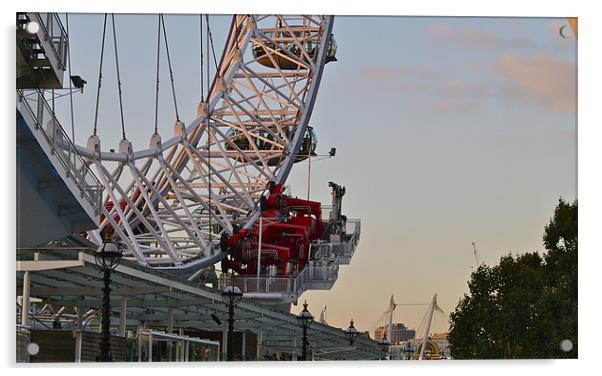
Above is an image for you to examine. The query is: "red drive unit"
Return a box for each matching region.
[222,183,325,277]
[97,188,143,233]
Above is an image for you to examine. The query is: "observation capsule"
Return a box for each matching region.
[224,126,318,165]
[252,31,337,70]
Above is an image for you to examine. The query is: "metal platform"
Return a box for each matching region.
[216,219,361,305]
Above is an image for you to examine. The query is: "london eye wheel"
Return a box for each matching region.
[74,15,337,273]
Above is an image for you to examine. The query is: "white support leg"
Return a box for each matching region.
[119,296,127,337]
[148,333,153,362]
[167,308,174,360]
[137,328,142,362]
[242,331,246,359]
[21,271,30,327]
[74,307,83,363]
[257,329,263,360]
[179,328,185,361]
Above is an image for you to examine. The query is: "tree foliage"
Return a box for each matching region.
[448,198,577,359]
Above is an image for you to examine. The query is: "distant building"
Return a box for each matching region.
[374,323,416,345]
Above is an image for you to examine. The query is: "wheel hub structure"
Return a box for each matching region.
[74,15,335,272]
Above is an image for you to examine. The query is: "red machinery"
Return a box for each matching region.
[96,187,143,233]
[221,183,326,277]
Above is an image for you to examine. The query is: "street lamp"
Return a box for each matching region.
[344,319,359,346]
[296,300,313,361]
[94,227,122,362]
[377,339,390,360]
[221,280,243,361]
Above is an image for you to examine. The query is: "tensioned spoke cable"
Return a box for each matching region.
[205,15,220,75]
[200,14,204,101]
[153,15,161,135]
[66,13,75,142]
[111,14,127,139]
[92,14,108,136]
[206,15,212,242]
[160,14,180,122]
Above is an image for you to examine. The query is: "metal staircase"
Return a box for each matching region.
[17,12,68,89]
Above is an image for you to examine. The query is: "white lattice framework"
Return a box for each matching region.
[74,15,335,271]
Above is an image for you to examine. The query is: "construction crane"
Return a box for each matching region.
[472,242,481,268]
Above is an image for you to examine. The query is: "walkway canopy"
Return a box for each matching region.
[16,236,381,361]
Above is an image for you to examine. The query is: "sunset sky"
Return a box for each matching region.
[52,14,577,336]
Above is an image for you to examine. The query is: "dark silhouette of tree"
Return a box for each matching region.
[448,198,577,359]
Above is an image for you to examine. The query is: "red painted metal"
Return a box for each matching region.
[223,184,325,276]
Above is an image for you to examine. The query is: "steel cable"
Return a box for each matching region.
[92,14,108,136]
[111,14,127,139]
[160,14,180,122]
[153,15,161,135]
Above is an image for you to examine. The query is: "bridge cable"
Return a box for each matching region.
[110,14,127,139]
[92,13,108,136]
[65,13,76,142]
[153,15,161,135]
[160,14,180,122]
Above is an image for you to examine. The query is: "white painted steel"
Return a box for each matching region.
[73,15,335,270]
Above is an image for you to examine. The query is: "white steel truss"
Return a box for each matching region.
[73,15,335,271]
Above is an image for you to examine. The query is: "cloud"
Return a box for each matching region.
[359,49,576,114]
[494,53,576,112]
[427,26,537,50]
[361,66,410,80]
[360,66,442,81]
[437,79,492,97]
[360,65,492,112]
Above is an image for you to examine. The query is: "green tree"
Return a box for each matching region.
[540,198,578,358]
[448,198,577,359]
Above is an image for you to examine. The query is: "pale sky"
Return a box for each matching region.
[52,14,577,337]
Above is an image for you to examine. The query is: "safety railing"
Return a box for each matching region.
[217,218,360,299]
[218,259,340,297]
[311,219,360,263]
[30,13,68,71]
[136,329,220,362]
[339,219,361,262]
[17,89,102,215]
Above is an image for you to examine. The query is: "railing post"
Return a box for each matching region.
[36,92,43,128]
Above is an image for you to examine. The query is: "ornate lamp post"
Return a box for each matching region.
[94,227,122,362]
[221,279,243,361]
[296,301,313,361]
[344,319,360,346]
[377,338,390,360]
